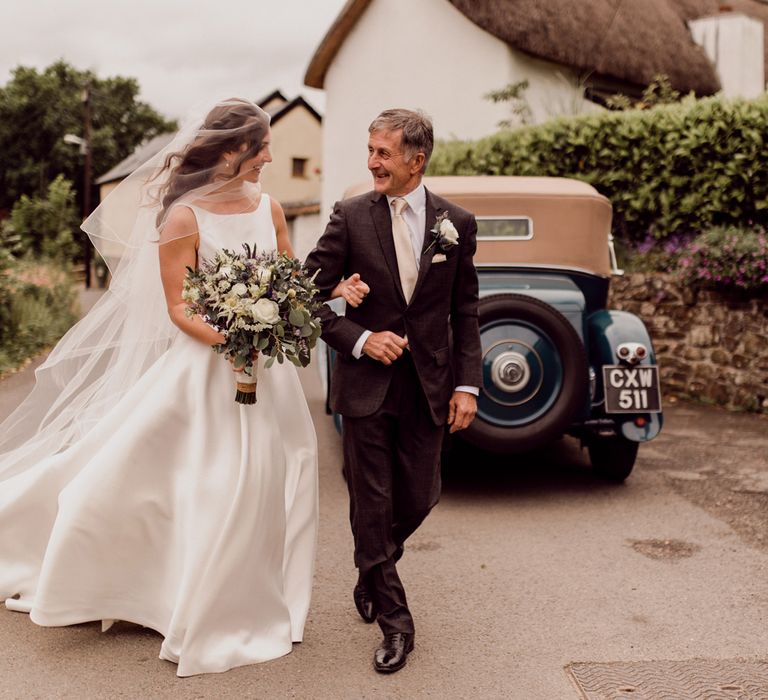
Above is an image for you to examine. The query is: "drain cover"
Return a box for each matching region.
[567,659,768,699]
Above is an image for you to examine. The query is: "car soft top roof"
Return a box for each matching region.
[344,176,614,277]
[422,175,605,199]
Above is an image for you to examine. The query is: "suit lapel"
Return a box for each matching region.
[369,193,407,304]
[410,189,442,302]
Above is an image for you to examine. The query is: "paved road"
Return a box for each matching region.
[1,351,767,698]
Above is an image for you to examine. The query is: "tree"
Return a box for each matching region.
[0,60,177,213]
[1,175,81,261]
[484,79,533,129]
[605,74,682,111]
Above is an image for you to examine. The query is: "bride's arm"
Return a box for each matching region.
[158,206,225,346]
[272,197,294,258]
[332,274,370,307]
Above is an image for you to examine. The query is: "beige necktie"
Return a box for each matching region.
[391,197,418,302]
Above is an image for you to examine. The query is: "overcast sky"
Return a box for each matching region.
[0,0,348,120]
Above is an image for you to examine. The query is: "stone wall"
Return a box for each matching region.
[608,273,768,413]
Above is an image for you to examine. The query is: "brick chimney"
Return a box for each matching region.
[688,11,765,98]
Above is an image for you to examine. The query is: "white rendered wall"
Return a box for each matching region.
[93,181,137,271]
[689,13,765,99]
[260,108,322,205]
[319,0,595,217]
[289,211,323,261]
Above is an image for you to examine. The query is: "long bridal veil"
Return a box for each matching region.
[0,98,270,480]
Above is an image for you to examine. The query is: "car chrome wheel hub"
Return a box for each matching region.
[491,351,530,392]
[477,320,563,425]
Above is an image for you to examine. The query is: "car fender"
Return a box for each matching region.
[587,309,663,441]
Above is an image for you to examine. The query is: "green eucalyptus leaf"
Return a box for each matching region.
[289,307,305,326]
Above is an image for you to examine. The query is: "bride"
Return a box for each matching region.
[0,98,365,676]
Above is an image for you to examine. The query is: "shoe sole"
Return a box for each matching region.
[374,657,407,673]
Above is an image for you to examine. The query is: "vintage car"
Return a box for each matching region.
[321,176,662,481]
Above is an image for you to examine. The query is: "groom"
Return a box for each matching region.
[306,109,481,673]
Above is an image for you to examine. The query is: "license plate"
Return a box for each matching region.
[602,365,661,413]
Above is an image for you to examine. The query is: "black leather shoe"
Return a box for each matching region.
[353,582,376,623]
[373,632,414,673]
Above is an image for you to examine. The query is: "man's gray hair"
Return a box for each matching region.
[369,108,434,173]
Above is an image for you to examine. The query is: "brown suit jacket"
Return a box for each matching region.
[305,187,482,425]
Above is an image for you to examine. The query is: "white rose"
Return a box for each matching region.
[252,298,280,325]
[439,219,459,246]
[219,266,233,277]
[259,268,272,284]
[231,283,248,297]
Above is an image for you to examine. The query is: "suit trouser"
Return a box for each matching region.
[342,353,444,635]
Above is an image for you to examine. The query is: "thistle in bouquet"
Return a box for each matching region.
[182,243,323,404]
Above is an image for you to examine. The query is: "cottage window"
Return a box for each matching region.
[292,158,308,178]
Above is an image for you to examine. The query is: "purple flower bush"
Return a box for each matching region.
[625,232,695,273]
[628,226,768,294]
[677,226,768,293]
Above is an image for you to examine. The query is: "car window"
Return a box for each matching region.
[477,217,533,240]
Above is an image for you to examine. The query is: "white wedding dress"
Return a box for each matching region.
[0,195,319,676]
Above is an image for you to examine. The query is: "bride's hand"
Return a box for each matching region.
[332,273,370,308]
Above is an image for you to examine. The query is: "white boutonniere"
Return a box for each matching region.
[425,212,459,254]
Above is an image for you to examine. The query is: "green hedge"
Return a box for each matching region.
[429,94,768,243]
[0,262,78,376]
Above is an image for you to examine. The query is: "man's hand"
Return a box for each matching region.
[362,331,408,365]
[447,391,477,433]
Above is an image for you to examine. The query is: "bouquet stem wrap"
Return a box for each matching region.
[234,361,258,405]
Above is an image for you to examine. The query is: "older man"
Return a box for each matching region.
[306,109,481,673]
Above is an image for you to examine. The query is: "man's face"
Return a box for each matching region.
[367,129,423,196]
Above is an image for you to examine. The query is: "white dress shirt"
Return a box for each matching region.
[350,184,478,397]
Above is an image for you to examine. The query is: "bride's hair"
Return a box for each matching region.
[154,98,270,227]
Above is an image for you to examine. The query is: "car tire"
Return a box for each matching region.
[464,293,589,453]
[588,436,638,482]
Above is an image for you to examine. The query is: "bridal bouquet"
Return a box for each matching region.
[182,244,323,404]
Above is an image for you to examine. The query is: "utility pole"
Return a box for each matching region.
[82,83,93,289]
[63,83,95,288]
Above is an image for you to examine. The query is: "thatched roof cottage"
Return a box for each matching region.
[305,0,766,214]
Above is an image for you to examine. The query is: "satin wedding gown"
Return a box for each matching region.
[0,195,319,676]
